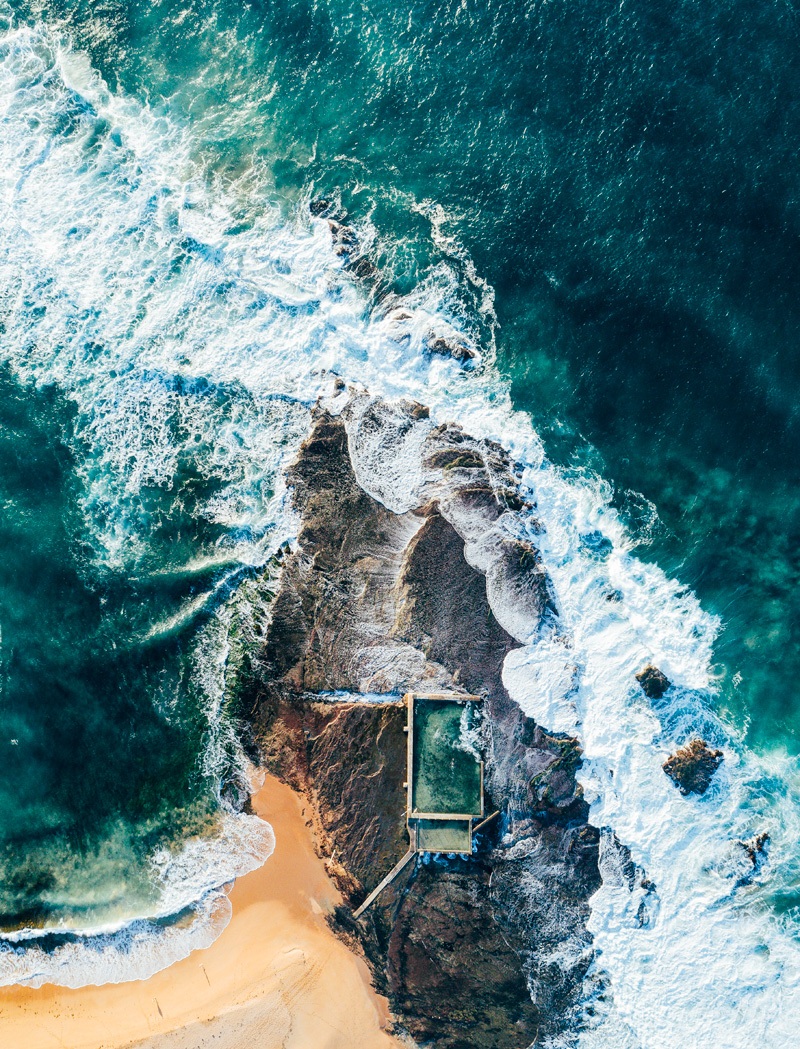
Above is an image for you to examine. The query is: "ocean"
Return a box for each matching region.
[0,0,798,1043]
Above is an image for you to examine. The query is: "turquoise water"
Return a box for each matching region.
[17,0,796,752]
[1,0,800,1039]
[0,367,213,930]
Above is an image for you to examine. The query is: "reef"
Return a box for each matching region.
[663,739,724,795]
[241,390,601,1048]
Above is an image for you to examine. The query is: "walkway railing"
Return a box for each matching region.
[353,849,417,919]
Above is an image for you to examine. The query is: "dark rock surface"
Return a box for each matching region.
[426,334,478,363]
[309,196,335,216]
[245,393,601,1048]
[388,861,540,1049]
[308,202,383,288]
[663,739,724,795]
[636,663,671,699]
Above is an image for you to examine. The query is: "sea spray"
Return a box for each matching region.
[502,466,800,1045]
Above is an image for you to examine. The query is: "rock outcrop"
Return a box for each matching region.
[739,831,769,867]
[663,739,724,795]
[244,391,600,1048]
[636,663,671,699]
[426,334,478,363]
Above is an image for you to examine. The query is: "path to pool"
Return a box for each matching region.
[354,692,490,919]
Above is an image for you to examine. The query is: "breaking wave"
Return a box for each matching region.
[0,807,274,988]
[1,10,800,1044]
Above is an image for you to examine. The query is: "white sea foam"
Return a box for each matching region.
[1,9,800,1038]
[456,703,484,763]
[0,807,274,987]
[311,690,404,704]
[0,891,232,989]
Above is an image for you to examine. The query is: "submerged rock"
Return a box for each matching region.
[314,211,380,284]
[636,663,671,699]
[597,830,659,929]
[738,831,770,868]
[309,196,335,216]
[328,218,359,256]
[579,530,613,559]
[349,254,378,280]
[663,739,724,795]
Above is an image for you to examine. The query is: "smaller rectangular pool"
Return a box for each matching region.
[416,818,473,853]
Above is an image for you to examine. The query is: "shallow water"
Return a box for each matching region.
[1,0,799,1042]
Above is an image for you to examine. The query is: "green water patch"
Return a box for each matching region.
[410,698,482,817]
[415,818,472,854]
[0,369,241,930]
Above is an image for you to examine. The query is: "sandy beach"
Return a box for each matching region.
[0,776,404,1049]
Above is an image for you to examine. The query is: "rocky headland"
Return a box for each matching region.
[239,389,601,1048]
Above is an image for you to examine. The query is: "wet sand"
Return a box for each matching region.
[0,776,403,1049]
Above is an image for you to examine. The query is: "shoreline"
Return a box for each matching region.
[0,776,402,1049]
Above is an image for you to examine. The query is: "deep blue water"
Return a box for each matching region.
[28,0,796,748]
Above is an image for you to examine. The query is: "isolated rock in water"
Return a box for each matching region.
[715,831,771,889]
[349,255,377,280]
[327,218,359,256]
[663,739,724,795]
[738,832,770,868]
[426,334,477,363]
[309,196,335,216]
[636,663,671,699]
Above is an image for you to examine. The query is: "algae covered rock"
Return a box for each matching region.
[663,739,723,795]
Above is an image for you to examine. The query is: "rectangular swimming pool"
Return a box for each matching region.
[409,696,483,818]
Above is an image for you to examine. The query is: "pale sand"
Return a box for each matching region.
[0,776,405,1049]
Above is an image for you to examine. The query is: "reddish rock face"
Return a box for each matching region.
[247,399,600,1048]
[663,739,724,795]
